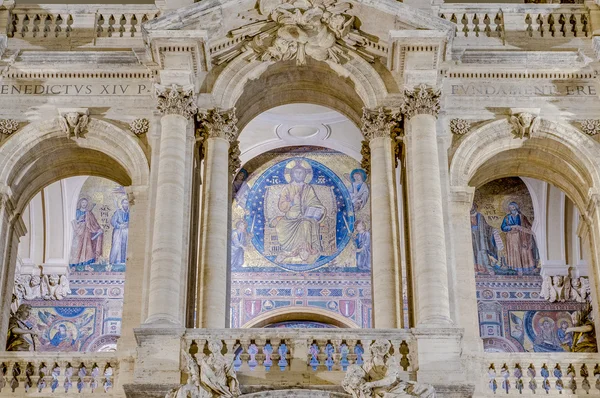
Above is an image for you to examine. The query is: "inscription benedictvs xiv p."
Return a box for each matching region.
[0,83,153,96]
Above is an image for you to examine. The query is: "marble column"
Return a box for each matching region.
[145,84,197,326]
[197,108,239,328]
[362,108,402,329]
[0,193,26,347]
[448,186,483,352]
[402,85,453,327]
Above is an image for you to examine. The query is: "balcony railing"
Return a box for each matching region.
[485,353,600,396]
[0,352,119,396]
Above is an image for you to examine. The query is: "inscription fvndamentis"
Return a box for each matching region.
[0,82,152,96]
[450,83,597,97]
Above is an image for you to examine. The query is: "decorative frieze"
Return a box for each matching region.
[579,119,600,136]
[401,84,441,120]
[58,109,89,139]
[14,272,70,302]
[154,84,198,120]
[129,118,150,136]
[509,112,540,139]
[0,119,19,135]
[450,118,471,136]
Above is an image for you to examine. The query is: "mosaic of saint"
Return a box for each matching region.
[474,177,596,353]
[7,177,126,352]
[230,147,372,328]
[70,177,129,272]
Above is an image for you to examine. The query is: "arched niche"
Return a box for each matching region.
[243,307,358,329]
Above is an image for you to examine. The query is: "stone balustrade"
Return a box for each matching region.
[0,352,119,396]
[2,4,159,47]
[485,353,600,396]
[183,328,416,375]
[438,3,590,43]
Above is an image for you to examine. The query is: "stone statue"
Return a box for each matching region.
[569,277,590,303]
[342,340,435,398]
[167,340,241,398]
[14,274,42,301]
[563,305,597,353]
[6,304,38,351]
[540,275,590,304]
[41,273,70,300]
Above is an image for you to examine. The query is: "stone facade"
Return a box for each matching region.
[0,0,600,397]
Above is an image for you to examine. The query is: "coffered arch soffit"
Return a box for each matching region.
[144,0,454,121]
[0,118,150,214]
[449,119,600,213]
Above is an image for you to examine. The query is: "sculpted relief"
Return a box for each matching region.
[215,0,381,67]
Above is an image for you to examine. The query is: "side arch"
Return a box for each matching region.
[449,118,600,211]
[242,306,359,329]
[0,117,150,213]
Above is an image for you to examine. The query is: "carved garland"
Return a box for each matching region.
[401,84,441,120]
[155,84,198,120]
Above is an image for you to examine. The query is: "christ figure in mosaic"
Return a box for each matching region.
[69,198,104,267]
[501,201,539,275]
[273,160,325,264]
[109,198,129,264]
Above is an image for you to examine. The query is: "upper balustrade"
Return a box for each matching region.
[0,2,595,53]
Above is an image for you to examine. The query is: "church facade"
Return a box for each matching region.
[0,0,600,396]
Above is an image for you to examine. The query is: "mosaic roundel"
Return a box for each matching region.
[244,157,355,272]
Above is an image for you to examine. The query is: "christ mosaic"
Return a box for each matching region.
[230,147,372,328]
[474,177,595,353]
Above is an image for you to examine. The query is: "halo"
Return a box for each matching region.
[350,168,367,182]
[283,159,313,183]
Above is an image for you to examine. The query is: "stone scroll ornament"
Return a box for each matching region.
[342,340,436,398]
[166,340,241,398]
[215,0,376,66]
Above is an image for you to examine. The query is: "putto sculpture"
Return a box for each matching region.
[342,340,436,397]
[166,340,241,398]
[59,111,90,139]
[540,275,590,303]
[509,112,540,139]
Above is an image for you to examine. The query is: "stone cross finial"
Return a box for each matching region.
[401,84,441,120]
[154,84,198,119]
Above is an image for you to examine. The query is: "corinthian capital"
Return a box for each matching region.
[197,108,239,142]
[401,84,441,120]
[361,107,402,141]
[155,84,198,119]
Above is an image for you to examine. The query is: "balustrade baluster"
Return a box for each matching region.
[487,364,497,394]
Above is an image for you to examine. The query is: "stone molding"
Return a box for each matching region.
[401,84,441,120]
[154,84,198,119]
[0,119,19,135]
[129,118,150,136]
[579,119,600,136]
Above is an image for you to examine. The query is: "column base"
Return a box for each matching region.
[132,327,185,386]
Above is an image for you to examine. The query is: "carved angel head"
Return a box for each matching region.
[207,339,224,355]
[30,275,41,286]
[65,112,80,127]
[48,274,60,286]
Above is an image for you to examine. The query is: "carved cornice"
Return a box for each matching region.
[0,119,20,135]
[361,107,402,141]
[154,84,198,120]
[401,84,441,120]
[197,108,239,142]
